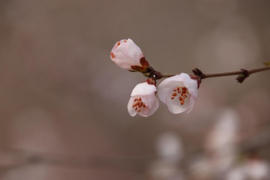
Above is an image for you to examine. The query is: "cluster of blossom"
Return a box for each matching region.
[110,39,198,117]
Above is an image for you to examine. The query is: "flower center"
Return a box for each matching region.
[171,86,189,105]
[132,97,146,112]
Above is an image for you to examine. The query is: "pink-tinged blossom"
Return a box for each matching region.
[127,81,159,117]
[158,73,198,114]
[226,159,270,180]
[110,39,149,72]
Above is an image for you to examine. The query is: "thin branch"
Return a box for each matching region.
[158,66,270,83]
[158,73,177,78]
[202,66,270,79]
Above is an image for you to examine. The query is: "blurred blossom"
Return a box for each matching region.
[191,108,240,178]
[244,159,270,180]
[189,157,215,180]
[205,108,239,172]
[148,161,185,180]
[148,132,185,180]
[226,159,270,180]
[156,132,184,162]
[205,108,239,152]
[226,167,245,180]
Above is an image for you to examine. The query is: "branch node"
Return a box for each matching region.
[236,69,250,83]
[191,68,205,89]
[143,67,162,80]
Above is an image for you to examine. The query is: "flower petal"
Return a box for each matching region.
[186,96,195,113]
[158,75,184,103]
[127,97,137,117]
[111,39,143,70]
[180,73,198,98]
[166,94,190,114]
[138,94,159,117]
[146,97,159,116]
[131,82,157,96]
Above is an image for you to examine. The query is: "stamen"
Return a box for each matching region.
[132,97,147,113]
[110,52,115,58]
[170,86,189,106]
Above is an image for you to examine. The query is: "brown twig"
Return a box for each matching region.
[157,66,270,83]
[202,66,270,78]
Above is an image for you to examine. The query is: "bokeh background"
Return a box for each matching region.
[0,0,270,179]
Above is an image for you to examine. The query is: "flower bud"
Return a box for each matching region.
[110,39,150,72]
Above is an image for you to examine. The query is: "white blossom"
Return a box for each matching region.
[110,39,148,71]
[127,81,159,117]
[158,73,198,114]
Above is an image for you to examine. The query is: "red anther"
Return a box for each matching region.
[133,97,147,112]
[110,52,115,58]
[170,85,190,106]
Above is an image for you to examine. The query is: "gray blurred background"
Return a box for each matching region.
[0,0,270,179]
